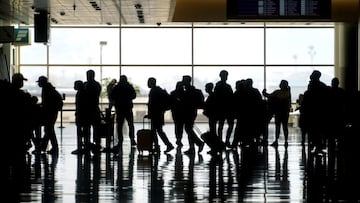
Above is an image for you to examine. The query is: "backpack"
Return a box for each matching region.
[159,88,172,111]
[54,89,64,110]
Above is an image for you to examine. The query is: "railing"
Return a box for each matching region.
[57,102,300,127]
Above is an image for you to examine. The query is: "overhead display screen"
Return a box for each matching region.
[227,0,331,20]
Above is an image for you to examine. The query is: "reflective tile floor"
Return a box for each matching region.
[3,123,360,203]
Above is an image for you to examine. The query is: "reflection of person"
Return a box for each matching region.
[262,80,291,147]
[146,77,174,153]
[106,78,117,111]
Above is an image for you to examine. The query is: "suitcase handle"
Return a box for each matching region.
[143,115,150,129]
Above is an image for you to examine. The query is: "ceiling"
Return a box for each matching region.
[0,0,359,26]
[0,0,176,25]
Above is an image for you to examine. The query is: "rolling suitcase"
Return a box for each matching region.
[194,125,225,153]
[136,117,153,154]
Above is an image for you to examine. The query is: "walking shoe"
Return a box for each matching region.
[184,148,195,155]
[164,145,174,153]
[198,142,204,153]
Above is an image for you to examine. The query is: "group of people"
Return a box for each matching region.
[105,70,292,155]
[2,68,357,162]
[1,73,64,182]
[104,69,357,157]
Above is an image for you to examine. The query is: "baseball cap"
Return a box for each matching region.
[12,73,28,81]
[36,75,48,83]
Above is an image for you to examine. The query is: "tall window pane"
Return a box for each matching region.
[20,66,47,96]
[49,28,120,64]
[194,28,264,65]
[266,66,334,102]
[194,66,265,93]
[121,28,192,65]
[266,28,334,65]
[121,66,192,96]
[20,28,47,64]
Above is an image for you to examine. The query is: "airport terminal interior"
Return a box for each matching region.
[1,0,360,202]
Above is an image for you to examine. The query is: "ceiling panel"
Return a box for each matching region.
[0,0,176,25]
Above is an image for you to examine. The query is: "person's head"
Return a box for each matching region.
[205,82,214,93]
[331,77,339,88]
[310,70,321,81]
[74,80,83,90]
[119,75,127,84]
[219,70,228,81]
[236,79,246,90]
[182,75,191,87]
[110,78,117,85]
[36,75,48,87]
[86,70,95,81]
[245,78,253,88]
[147,77,156,88]
[175,81,183,90]
[279,80,289,90]
[11,73,27,89]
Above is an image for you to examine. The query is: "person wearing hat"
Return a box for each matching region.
[11,73,28,89]
[10,73,35,159]
[37,75,63,155]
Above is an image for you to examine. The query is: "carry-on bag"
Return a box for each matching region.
[136,116,153,154]
[194,125,225,153]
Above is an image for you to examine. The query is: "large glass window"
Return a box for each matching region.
[194,66,264,93]
[49,28,120,64]
[19,29,47,64]
[265,66,334,101]
[18,24,335,123]
[194,28,264,65]
[266,28,334,65]
[121,28,192,65]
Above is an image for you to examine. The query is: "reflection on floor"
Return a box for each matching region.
[4,123,360,203]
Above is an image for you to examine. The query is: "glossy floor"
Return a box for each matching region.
[6,123,360,202]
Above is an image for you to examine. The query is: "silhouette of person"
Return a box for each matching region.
[263,80,291,147]
[214,70,234,147]
[83,70,102,152]
[170,81,186,147]
[72,80,88,154]
[233,79,263,147]
[328,77,347,140]
[295,93,306,145]
[30,95,42,154]
[181,75,205,155]
[146,77,174,153]
[11,73,38,153]
[302,70,331,154]
[111,75,137,151]
[203,82,217,135]
[106,78,117,111]
[37,75,62,155]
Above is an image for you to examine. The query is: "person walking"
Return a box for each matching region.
[181,75,205,155]
[37,76,63,155]
[214,70,234,147]
[146,77,174,153]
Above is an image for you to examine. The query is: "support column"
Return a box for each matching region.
[335,22,359,92]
